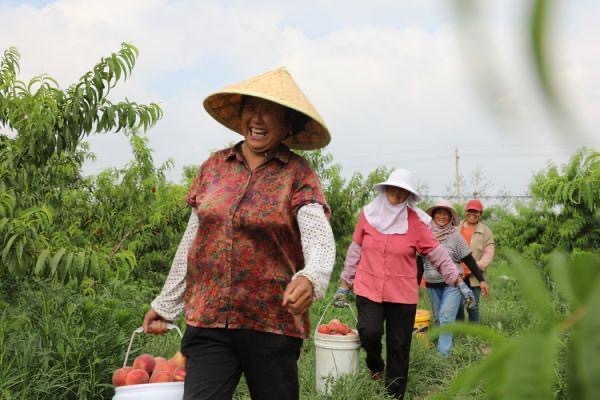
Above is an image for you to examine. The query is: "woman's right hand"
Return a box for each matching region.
[142,308,171,335]
[333,287,352,308]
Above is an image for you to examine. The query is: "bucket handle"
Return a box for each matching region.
[122,323,183,368]
[314,302,358,336]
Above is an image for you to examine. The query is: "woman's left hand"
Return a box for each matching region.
[282,276,313,315]
[480,281,490,297]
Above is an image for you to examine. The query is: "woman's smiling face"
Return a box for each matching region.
[240,97,289,154]
[465,209,481,225]
[433,208,452,227]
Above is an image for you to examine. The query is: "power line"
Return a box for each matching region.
[333,142,598,162]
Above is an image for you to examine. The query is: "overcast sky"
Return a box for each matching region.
[1,0,598,198]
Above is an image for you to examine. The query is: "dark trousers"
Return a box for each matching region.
[356,295,417,400]
[181,326,303,400]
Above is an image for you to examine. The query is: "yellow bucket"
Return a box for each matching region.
[413,309,431,337]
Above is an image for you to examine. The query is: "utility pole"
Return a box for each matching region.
[454,146,461,203]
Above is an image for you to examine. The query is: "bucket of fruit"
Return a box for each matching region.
[314,304,361,394]
[112,324,186,400]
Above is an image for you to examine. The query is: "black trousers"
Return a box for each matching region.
[180,326,303,400]
[356,295,417,400]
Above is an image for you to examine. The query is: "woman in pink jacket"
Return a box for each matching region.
[334,169,474,400]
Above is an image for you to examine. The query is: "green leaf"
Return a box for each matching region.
[567,253,600,307]
[128,106,136,127]
[35,249,50,276]
[504,329,560,399]
[568,282,600,399]
[504,250,554,321]
[110,54,122,82]
[1,234,18,260]
[549,252,577,307]
[14,238,23,265]
[50,247,67,277]
[436,342,513,399]
[62,251,74,281]
[74,251,86,283]
[90,252,100,280]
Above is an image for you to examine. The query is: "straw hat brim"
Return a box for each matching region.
[426,205,460,226]
[203,68,331,151]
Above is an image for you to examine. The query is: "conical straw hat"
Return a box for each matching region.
[203,67,331,150]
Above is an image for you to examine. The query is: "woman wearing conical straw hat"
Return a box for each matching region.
[141,67,335,399]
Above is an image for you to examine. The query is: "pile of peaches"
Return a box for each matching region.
[316,318,357,336]
[112,351,186,386]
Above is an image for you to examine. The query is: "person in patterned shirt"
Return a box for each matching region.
[141,67,336,400]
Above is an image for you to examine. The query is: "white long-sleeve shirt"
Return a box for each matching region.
[151,203,336,320]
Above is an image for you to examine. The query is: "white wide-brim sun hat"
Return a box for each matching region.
[373,169,421,202]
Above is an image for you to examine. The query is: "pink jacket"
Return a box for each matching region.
[341,210,458,304]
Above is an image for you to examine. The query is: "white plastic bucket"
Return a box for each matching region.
[314,304,361,394]
[113,324,184,400]
[113,382,184,400]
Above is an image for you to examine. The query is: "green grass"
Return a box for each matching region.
[0,258,542,399]
[228,257,538,399]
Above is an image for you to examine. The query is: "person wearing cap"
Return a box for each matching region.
[140,67,336,400]
[456,199,495,323]
[333,169,475,399]
[421,200,489,356]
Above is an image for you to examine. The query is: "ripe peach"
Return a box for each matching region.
[150,370,173,383]
[112,367,133,386]
[170,351,186,369]
[173,367,187,382]
[133,354,155,374]
[154,356,168,366]
[336,323,351,335]
[125,368,150,385]
[327,322,340,334]
[154,359,177,374]
[317,324,331,334]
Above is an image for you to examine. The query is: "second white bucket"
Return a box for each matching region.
[314,328,361,394]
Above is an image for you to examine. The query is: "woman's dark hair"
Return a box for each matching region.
[239,95,309,136]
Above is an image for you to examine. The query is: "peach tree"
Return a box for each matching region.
[0,44,187,286]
